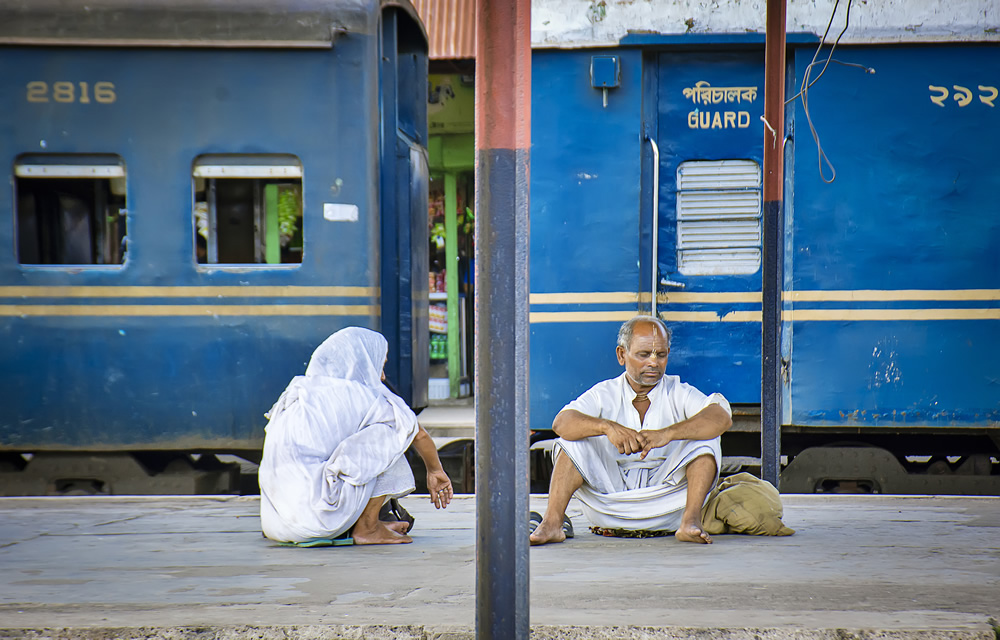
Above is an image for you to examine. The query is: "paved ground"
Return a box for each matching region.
[0,494,997,639]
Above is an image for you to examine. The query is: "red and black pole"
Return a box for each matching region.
[761,0,786,487]
[474,0,531,637]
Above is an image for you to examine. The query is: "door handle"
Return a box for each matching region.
[660,279,685,289]
[647,135,659,316]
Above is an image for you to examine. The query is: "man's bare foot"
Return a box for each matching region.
[675,523,712,544]
[353,521,412,545]
[383,520,410,535]
[529,519,567,546]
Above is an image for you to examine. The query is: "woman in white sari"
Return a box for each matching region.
[259,327,453,545]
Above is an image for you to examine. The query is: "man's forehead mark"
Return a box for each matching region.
[628,323,669,347]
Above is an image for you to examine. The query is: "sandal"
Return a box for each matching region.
[528,511,574,539]
[528,511,543,535]
[276,529,354,547]
[379,497,415,534]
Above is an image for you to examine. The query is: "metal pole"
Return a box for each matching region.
[474,0,531,638]
[761,0,786,488]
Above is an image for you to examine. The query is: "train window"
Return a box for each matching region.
[192,155,303,265]
[14,155,128,266]
[675,160,761,276]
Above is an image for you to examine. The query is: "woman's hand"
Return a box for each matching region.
[427,469,453,509]
[411,425,454,509]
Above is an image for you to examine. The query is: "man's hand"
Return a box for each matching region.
[426,469,453,509]
[602,420,648,455]
[638,404,733,459]
[639,428,672,459]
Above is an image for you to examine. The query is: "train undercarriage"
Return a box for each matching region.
[1,410,997,497]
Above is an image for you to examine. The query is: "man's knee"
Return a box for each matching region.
[689,453,717,471]
[684,453,718,483]
[553,448,583,476]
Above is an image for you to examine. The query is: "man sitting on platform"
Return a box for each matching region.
[529,315,733,545]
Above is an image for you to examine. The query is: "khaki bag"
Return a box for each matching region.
[700,472,795,536]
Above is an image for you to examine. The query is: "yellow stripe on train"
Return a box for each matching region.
[0,304,378,317]
[529,289,1000,306]
[531,308,999,323]
[0,286,377,298]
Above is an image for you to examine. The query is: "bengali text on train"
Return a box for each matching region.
[682,80,758,130]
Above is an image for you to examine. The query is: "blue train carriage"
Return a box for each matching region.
[0,0,430,495]
[529,0,999,493]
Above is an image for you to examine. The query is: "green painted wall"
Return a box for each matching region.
[428,74,475,173]
[429,74,475,135]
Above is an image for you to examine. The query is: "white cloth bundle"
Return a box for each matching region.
[259,327,419,543]
[554,373,730,532]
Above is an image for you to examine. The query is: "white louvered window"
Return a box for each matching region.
[676,160,761,275]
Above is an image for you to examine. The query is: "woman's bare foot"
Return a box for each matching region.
[529,518,567,546]
[675,522,712,544]
[353,521,412,545]
[383,520,410,535]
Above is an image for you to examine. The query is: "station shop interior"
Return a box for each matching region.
[425,70,476,404]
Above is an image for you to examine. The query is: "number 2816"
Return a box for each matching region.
[26,81,117,104]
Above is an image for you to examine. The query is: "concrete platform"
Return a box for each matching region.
[417,404,475,440]
[0,494,997,639]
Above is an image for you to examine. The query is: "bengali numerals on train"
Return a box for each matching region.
[25,81,117,104]
[928,84,997,108]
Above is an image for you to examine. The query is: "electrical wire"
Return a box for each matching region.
[804,0,851,183]
[786,59,874,106]
[789,0,855,101]
[785,0,843,105]
[783,0,871,184]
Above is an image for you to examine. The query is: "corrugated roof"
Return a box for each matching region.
[413,0,476,60]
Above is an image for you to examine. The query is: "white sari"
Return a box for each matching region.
[259,327,419,543]
[554,373,731,532]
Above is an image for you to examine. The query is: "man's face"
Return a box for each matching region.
[616,322,670,388]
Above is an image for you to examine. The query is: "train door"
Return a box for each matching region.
[652,51,766,404]
[379,7,430,408]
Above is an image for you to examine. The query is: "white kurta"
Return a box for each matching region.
[258,328,419,543]
[554,373,731,531]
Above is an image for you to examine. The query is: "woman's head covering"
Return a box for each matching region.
[299,327,419,486]
[305,326,387,388]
